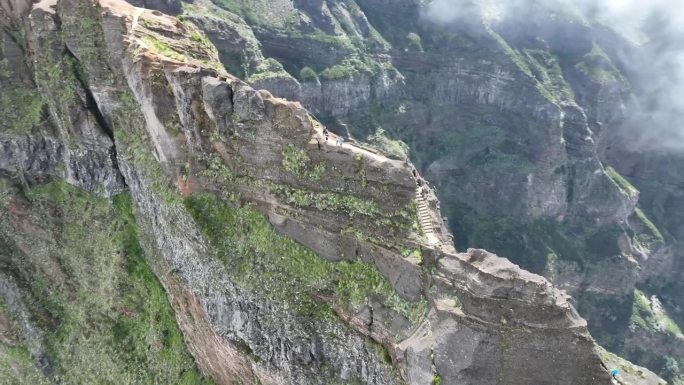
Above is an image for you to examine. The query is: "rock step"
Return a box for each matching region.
[414,187,439,242]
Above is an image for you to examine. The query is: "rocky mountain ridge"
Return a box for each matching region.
[118,1,684,382]
[0,0,674,384]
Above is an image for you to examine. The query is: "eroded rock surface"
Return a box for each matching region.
[0,1,667,384]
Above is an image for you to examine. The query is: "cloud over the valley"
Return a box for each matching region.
[421,0,684,152]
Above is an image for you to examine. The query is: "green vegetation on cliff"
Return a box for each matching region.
[606,166,639,198]
[406,32,423,52]
[0,340,50,384]
[317,56,387,81]
[575,44,625,85]
[0,179,213,384]
[487,28,534,77]
[209,0,288,26]
[184,192,425,323]
[632,207,664,243]
[631,289,683,338]
[0,88,45,134]
[281,143,325,179]
[487,29,574,103]
[299,66,319,82]
[248,57,291,82]
[143,35,187,61]
[320,63,358,80]
[522,48,575,103]
[202,0,394,83]
[0,294,50,384]
[367,128,410,161]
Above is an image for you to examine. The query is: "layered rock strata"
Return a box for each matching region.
[0,1,665,384]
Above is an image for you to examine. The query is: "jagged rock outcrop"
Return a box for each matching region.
[0,0,670,384]
[148,1,684,381]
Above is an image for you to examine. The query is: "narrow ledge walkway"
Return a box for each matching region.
[310,120,442,247]
[415,186,440,246]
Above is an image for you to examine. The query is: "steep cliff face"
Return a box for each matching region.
[121,0,684,382]
[0,0,666,384]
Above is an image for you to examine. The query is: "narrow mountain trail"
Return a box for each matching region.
[415,186,440,245]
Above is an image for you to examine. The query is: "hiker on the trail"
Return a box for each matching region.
[610,369,619,379]
[323,127,329,141]
[417,178,423,187]
[316,139,321,150]
[412,168,417,178]
[337,136,345,146]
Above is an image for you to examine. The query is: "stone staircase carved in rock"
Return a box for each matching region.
[415,186,440,245]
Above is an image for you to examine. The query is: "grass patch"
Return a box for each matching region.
[247,58,291,82]
[605,166,639,198]
[3,180,213,384]
[406,32,423,52]
[0,345,50,384]
[308,30,356,51]
[631,289,653,331]
[320,63,357,80]
[281,144,325,180]
[184,192,426,323]
[631,289,683,338]
[0,88,45,134]
[522,48,575,103]
[575,61,621,84]
[487,29,574,103]
[258,181,417,232]
[575,44,625,85]
[487,28,532,77]
[633,207,664,242]
[282,143,309,175]
[113,90,182,206]
[366,128,410,161]
[317,56,380,82]
[143,36,186,61]
[299,66,319,82]
[209,0,292,26]
[33,54,83,131]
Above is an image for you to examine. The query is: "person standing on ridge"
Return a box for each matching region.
[337,136,344,146]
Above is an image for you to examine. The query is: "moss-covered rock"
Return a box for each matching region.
[0,88,45,134]
[1,0,670,384]
[0,179,213,384]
